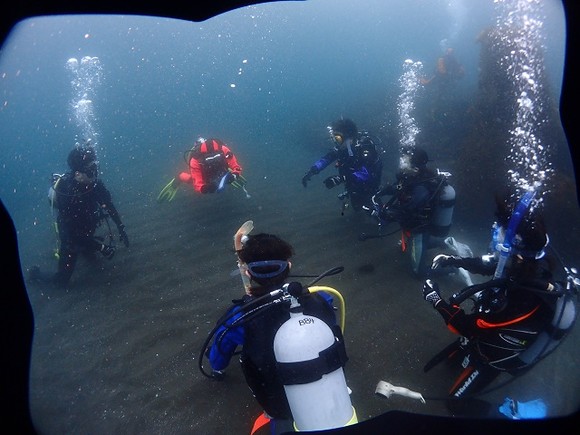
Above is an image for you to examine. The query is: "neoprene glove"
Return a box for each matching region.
[431,254,460,270]
[422,279,442,307]
[118,224,130,248]
[324,175,343,189]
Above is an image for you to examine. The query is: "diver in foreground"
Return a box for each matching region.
[421,191,578,417]
[200,222,356,434]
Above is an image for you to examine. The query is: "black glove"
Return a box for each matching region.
[100,243,116,260]
[431,254,460,270]
[422,279,442,307]
[118,224,129,248]
[211,369,225,381]
[324,175,343,189]
[302,169,314,188]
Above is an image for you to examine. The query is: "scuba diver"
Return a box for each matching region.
[421,191,578,417]
[420,47,465,87]
[200,224,356,434]
[29,144,129,288]
[368,146,455,277]
[157,137,249,202]
[301,118,383,212]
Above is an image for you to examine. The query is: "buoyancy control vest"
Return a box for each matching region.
[187,138,229,176]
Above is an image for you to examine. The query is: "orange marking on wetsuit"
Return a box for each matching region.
[449,366,474,395]
[446,324,459,335]
[476,305,540,329]
[401,230,411,252]
[250,412,271,435]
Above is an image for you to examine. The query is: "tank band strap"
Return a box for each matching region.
[276,339,348,385]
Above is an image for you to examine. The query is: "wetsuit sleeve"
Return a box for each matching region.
[222,145,242,175]
[208,310,245,371]
[433,299,476,336]
[97,182,123,227]
[311,149,339,174]
[453,257,496,275]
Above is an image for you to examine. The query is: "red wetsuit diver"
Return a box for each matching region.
[158,137,245,202]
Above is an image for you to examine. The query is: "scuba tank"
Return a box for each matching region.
[48,173,64,208]
[516,265,579,368]
[430,176,455,237]
[273,285,356,431]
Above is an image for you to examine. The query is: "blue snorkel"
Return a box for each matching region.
[493,190,536,280]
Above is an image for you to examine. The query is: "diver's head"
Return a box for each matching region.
[512,215,549,260]
[492,192,549,261]
[195,137,207,146]
[68,145,98,181]
[237,233,293,293]
[399,146,429,174]
[328,118,358,148]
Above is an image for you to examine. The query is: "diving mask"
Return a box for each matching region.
[328,126,344,146]
[246,260,289,279]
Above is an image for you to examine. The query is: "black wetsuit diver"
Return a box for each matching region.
[302,118,382,212]
[372,146,454,277]
[422,198,577,417]
[30,146,128,287]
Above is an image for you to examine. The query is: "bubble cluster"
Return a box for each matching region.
[66,56,103,151]
[494,0,552,208]
[397,59,423,152]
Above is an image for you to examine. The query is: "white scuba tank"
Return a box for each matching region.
[518,292,577,365]
[273,309,355,431]
[431,183,455,237]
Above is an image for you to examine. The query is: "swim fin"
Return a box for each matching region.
[423,338,462,372]
[230,172,247,189]
[157,178,179,203]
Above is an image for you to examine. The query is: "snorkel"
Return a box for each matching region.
[493,190,536,280]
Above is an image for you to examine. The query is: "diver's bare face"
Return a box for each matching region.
[74,171,96,184]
